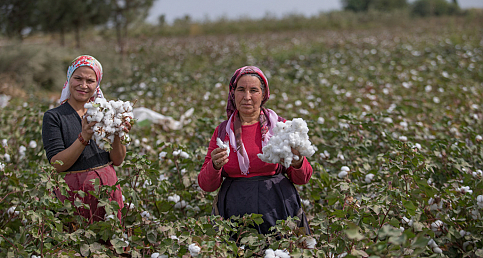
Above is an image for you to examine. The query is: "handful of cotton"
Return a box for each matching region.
[216,138,230,156]
[84,98,134,151]
[258,118,315,167]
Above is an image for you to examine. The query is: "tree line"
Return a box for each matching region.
[342,0,461,16]
[0,0,154,53]
[0,0,466,49]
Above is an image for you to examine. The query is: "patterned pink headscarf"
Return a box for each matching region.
[59,55,104,104]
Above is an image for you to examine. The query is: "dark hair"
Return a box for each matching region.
[237,73,266,96]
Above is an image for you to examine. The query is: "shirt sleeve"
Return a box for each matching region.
[285,156,313,185]
[42,110,65,163]
[198,126,224,192]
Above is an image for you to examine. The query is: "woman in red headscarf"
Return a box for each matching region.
[42,55,130,223]
[198,66,312,234]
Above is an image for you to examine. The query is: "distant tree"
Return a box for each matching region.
[173,15,192,26]
[158,14,166,26]
[342,0,408,12]
[110,0,155,55]
[370,0,408,11]
[35,0,73,46]
[412,0,459,17]
[69,0,111,48]
[342,0,371,12]
[0,0,36,40]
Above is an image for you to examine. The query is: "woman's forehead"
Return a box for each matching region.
[237,74,262,86]
[73,66,96,76]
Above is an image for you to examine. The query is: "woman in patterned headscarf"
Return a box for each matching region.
[198,66,313,235]
[42,55,130,223]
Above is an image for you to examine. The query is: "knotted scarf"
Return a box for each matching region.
[59,55,104,104]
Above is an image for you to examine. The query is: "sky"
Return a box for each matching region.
[147,0,483,24]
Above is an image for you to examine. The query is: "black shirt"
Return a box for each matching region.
[42,102,110,171]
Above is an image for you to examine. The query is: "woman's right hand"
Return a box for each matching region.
[81,116,97,142]
[211,147,229,170]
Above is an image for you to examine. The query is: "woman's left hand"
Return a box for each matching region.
[122,119,132,133]
[289,148,304,168]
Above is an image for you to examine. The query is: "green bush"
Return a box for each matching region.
[0,45,72,92]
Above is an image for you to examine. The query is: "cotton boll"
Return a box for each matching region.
[365,173,375,183]
[432,247,443,254]
[338,171,348,178]
[105,214,115,221]
[258,118,315,167]
[188,243,201,257]
[428,239,437,248]
[174,200,187,209]
[140,211,151,218]
[113,118,122,127]
[168,194,180,203]
[110,100,122,110]
[401,216,410,224]
[300,236,317,249]
[84,99,133,151]
[274,249,291,258]
[7,206,19,216]
[180,151,189,159]
[3,153,10,163]
[216,138,230,156]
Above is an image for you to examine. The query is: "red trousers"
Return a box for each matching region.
[55,165,123,223]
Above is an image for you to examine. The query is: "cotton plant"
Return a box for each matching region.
[258,118,316,167]
[84,98,134,151]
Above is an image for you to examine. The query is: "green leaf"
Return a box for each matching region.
[402,200,416,216]
[344,223,365,241]
[250,213,264,225]
[80,244,90,256]
[147,230,157,244]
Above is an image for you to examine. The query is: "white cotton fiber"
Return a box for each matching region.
[257,118,315,167]
[216,137,230,156]
[84,99,134,151]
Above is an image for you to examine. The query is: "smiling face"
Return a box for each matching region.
[234,74,265,119]
[68,66,97,106]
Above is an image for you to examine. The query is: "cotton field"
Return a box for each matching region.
[1,17,483,257]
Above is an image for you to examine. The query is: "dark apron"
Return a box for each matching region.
[212,173,311,235]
